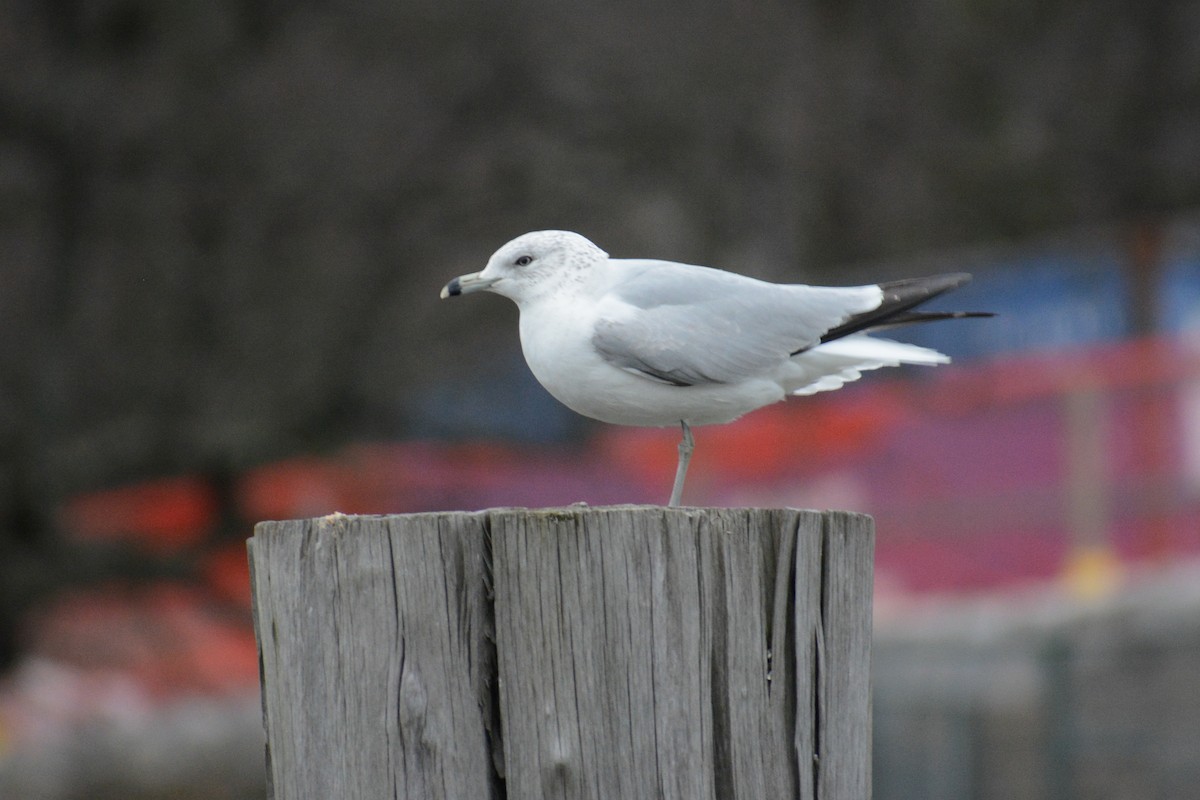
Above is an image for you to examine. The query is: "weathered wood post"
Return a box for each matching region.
[248,506,873,799]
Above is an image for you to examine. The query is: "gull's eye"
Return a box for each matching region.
[514,255,533,267]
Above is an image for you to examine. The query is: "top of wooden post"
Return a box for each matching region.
[250,507,874,800]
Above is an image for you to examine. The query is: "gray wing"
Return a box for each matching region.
[591,259,881,386]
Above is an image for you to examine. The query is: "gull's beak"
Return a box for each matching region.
[440,271,498,299]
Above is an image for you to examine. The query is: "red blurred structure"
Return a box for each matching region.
[34,334,1200,711]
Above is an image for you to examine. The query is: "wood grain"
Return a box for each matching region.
[249,507,873,799]
[251,512,497,799]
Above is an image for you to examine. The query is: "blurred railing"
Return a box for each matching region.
[33,333,1200,798]
[604,335,1200,598]
[61,334,1200,601]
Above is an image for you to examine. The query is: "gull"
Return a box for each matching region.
[441,231,989,506]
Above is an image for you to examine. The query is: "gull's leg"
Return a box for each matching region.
[668,421,694,507]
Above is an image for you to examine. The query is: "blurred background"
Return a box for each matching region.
[2,0,1199,797]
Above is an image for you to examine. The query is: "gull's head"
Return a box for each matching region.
[440,230,608,305]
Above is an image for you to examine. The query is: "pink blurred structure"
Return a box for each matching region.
[63,334,1200,596]
[32,334,1200,716]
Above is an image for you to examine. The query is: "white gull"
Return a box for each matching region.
[441,230,989,505]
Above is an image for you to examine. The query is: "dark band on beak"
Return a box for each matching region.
[440,271,497,299]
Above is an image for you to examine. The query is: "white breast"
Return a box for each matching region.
[516,298,784,428]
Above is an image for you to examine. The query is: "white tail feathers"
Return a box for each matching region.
[787,335,949,396]
[816,335,950,366]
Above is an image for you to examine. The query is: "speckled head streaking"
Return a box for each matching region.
[440,230,990,505]
[439,231,608,307]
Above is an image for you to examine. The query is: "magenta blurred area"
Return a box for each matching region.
[5,334,1200,795]
[42,335,1200,655]
[56,335,1200,596]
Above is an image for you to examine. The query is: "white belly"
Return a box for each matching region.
[517,305,784,427]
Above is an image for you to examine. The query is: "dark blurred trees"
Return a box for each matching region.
[0,0,1198,663]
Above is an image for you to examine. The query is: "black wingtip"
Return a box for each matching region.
[812,272,988,347]
[877,272,973,302]
[867,310,994,332]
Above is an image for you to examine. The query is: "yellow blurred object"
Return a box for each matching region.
[1062,545,1123,599]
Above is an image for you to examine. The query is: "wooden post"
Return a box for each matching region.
[248,506,873,799]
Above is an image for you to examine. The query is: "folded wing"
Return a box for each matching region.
[591,260,882,386]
